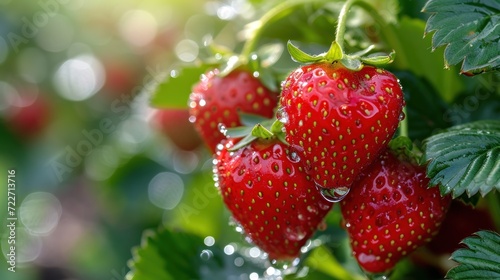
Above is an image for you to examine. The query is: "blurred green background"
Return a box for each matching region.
[0,0,238,279]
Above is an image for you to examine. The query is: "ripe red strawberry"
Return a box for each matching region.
[426,200,495,255]
[214,138,333,260]
[278,62,404,192]
[6,92,51,140]
[189,69,278,153]
[151,108,202,151]
[340,150,451,274]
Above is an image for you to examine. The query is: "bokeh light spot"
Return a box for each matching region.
[119,10,158,47]
[148,172,184,210]
[175,39,199,62]
[20,192,62,235]
[35,15,74,52]
[53,55,105,101]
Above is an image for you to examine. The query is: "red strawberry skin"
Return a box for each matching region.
[215,139,333,260]
[279,62,404,190]
[340,150,451,273]
[151,108,202,151]
[189,69,278,153]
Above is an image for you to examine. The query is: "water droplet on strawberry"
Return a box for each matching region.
[253,71,260,78]
[319,186,350,202]
[229,216,245,234]
[306,205,318,214]
[288,150,301,163]
[345,222,352,228]
[375,176,385,188]
[218,123,227,136]
[270,257,300,270]
[398,111,405,121]
[285,226,306,241]
[276,107,289,125]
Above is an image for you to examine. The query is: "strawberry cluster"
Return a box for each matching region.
[188,57,450,273]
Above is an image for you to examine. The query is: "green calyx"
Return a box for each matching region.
[287,0,396,70]
[225,114,287,151]
[287,41,395,70]
[388,136,424,166]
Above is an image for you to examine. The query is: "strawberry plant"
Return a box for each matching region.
[126,0,500,279]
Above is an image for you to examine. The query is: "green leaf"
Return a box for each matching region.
[126,228,205,280]
[359,51,395,66]
[224,126,253,138]
[150,66,207,109]
[324,41,344,62]
[251,123,274,139]
[423,120,500,198]
[423,0,500,75]
[127,227,263,280]
[287,41,326,64]
[446,231,500,280]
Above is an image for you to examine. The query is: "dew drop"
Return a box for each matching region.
[276,107,289,125]
[375,176,385,188]
[198,98,207,107]
[319,185,350,202]
[288,150,300,163]
[285,226,306,241]
[170,69,179,78]
[218,123,227,136]
[306,205,318,214]
[271,257,300,270]
[398,111,405,121]
[224,244,236,255]
[345,222,351,228]
[200,249,213,261]
[204,236,215,246]
[248,247,261,258]
[229,216,245,234]
[253,71,260,78]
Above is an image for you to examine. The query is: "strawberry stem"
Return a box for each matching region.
[335,0,389,50]
[240,0,331,60]
[399,107,409,138]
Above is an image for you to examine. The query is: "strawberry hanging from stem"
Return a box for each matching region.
[214,119,333,261]
[277,0,404,199]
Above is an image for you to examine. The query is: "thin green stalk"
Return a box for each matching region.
[399,107,409,138]
[334,0,357,50]
[334,0,409,68]
[240,0,331,59]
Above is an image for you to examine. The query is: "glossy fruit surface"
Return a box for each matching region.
[340,150,451,273]
[279,62,404,193]
[215,139,332,260]
[189,69,278,153]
